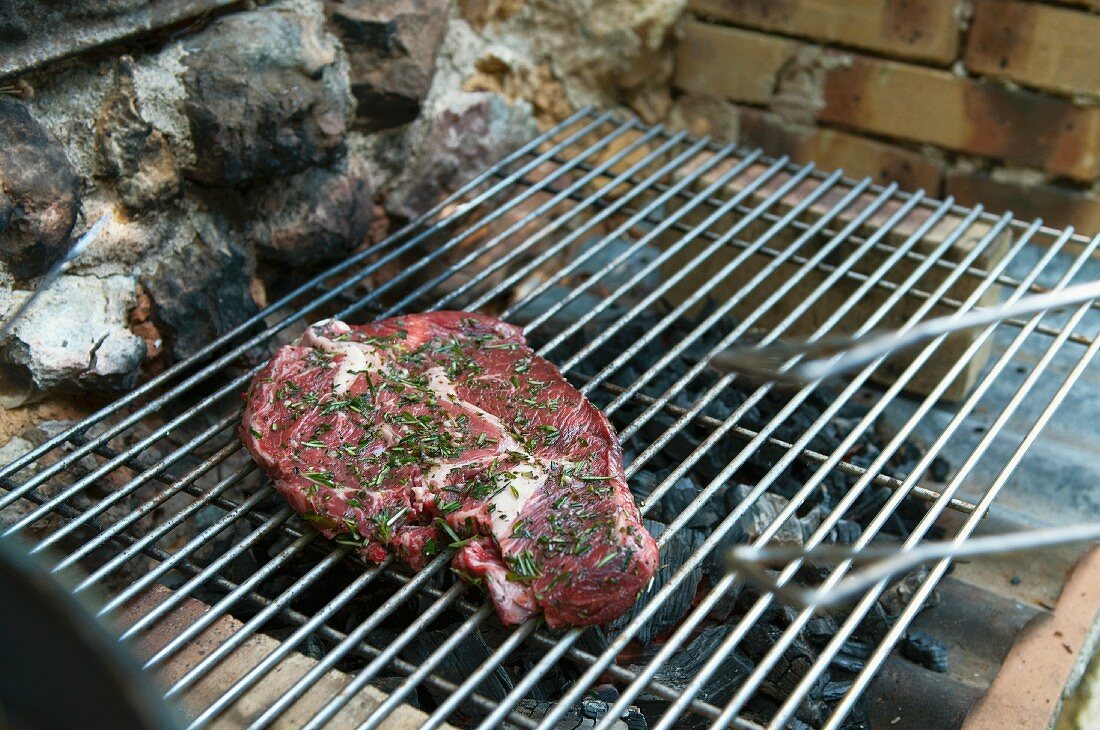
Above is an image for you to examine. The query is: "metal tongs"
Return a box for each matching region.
[716,279,1100,609]
[0,212,113,339]
[711,278,1100,387]
[726,524,1100,611]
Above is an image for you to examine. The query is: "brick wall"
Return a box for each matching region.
[672,0,1100,235]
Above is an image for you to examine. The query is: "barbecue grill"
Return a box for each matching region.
[3,108,1099,729]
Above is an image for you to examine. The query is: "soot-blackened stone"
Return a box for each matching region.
[95,56,182,212]
[248,152,373,267]
[901,629,949,673]
[327,0,449,131]
[181,7,351,187]
[0,97,80,279]
[144,221,260,361]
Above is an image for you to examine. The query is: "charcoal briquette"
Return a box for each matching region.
[821,679,853,702]
[804,614,840,648]
[929,456,950,481]
[636,625,753,722]
[901,629,949,673]
[400,627,512,716]
[879,565,938,620]
[832,519,862,545]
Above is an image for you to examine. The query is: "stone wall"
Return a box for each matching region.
[0,0,685,409]
[673,0,1100,235]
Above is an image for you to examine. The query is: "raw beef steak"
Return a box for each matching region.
[238,311,659,627]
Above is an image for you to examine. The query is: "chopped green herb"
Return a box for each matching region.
[303,470,337,489]
[596,551,619,568]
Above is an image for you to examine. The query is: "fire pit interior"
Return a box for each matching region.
[3,108,1100,729]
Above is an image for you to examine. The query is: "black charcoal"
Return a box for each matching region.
[513,698,647,729]
[821,679,853,702]
[804,614,840,648]
[901,629,949,673]
[741,622,818,704]
[879,565,939,620]
[635,625,753,724]
[929,456,950,481]
[400,628,512,716]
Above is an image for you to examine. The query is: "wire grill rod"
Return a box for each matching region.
[1,108,1096,729]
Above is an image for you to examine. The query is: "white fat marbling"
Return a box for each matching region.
[303,319,385,396]
[423,366,548,541]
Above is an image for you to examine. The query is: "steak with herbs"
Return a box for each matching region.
[238,311,659,627]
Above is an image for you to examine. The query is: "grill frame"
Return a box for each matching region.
[2,107,1098,729]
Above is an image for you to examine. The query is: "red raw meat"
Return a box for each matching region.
[238,311,658,627]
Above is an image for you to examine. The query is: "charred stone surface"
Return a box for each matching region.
[326,0,448,131]
[181,7,352,187]
[0,97,80,279]
[383,90,537,220]
[143,222,259,361]
[95,56,182,212]
[247,152,373,267]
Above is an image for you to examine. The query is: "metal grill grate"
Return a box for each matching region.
[3,108,1099,729]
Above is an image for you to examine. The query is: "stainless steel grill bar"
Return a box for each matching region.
[450,137,713,314]
[537,206,1005,729]
[581,375,974,511]
[619,120,1099,255]
[244,552,454,728]
[568,169,866,396]
[513,144,757,333]
[798,237,1100,729]
[235,152,818,721]
[475,188,977,730]
[17,114,699,729]
[301,582,473,729]
[547,161,829,364]
[165,544,351,698]
[767,233,1095,724]
[0,111,607,515]
[653,219,1054,730]
[372,123,675,319]
[511,165,1097,348]
[120,508,301,641]
[82,467,265,600]
[714,220,1068,725]
[0,108,596,486]
[584,207,1009,729]
[5,112,1095,730]
[827,309,1100,729]
[31,414,238,553]
[183,557,391,725]
[356,604,496,730]
[419,620,538,729]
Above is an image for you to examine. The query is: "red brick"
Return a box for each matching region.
[946,170,1100,236]
[738,107,941,193]
[688,0,960,64]
[820,56,1100,181]
[674,20,798,104]
[966,0,1100,98]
